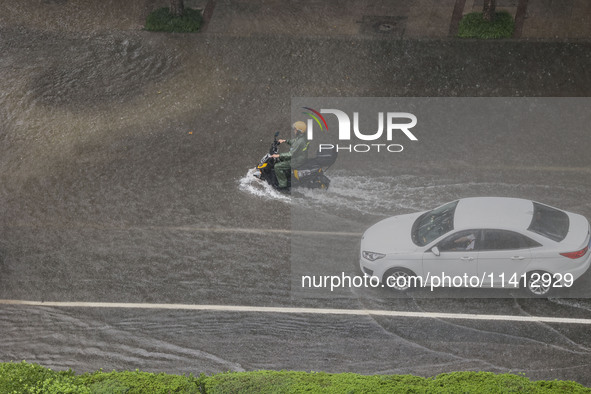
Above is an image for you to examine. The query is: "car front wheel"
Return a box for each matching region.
[383,268,416,292]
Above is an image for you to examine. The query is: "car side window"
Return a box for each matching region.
[481,230,541,250]
[438,230,480,252]
[521,235,542,248]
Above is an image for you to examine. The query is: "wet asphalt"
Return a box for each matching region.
[1,17,591,384]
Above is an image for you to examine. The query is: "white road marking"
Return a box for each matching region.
[1,299,590,325]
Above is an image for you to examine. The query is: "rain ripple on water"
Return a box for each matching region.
[29,35,177,109]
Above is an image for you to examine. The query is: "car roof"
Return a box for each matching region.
[453,197,535,231]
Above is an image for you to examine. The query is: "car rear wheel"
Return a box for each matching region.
[383,268,416,292]
[523,270,555,297]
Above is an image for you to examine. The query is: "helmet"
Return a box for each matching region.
[292,121,307,133]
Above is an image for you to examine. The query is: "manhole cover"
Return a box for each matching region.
[359,15,406,37]
[378,23,395,32]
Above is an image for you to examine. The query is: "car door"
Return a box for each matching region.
[422,229,480,286]
[477,229,537,288]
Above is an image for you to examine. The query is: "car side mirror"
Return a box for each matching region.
[431,246,440,256]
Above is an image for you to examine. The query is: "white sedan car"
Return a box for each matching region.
[360,197,591,296]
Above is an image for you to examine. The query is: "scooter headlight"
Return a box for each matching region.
[362,251,386,261]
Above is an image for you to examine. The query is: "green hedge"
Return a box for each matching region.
[204,370,591,393]
[145,7,203,33]
[457,11,515,39]
[0,362,203,394]
[1,362,590,393]
[76,370,204,394]
[0,362,84,394]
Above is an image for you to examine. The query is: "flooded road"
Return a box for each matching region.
[2,1,591,385]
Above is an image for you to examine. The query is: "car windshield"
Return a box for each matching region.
[412,201,458,246]
[528,202,569,242]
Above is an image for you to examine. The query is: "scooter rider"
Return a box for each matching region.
[271,121,309,190]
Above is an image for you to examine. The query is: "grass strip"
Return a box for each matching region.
[145,7,203,33]
[458,11,515,39]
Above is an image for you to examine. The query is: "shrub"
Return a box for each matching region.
[76,370,204,394]
[457,11,515,39]
[0,363,203,393]
[0,361,84,394]
[203,370,591,393]
[145,7,203,33]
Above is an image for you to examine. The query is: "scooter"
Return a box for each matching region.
[254,131,337,190]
